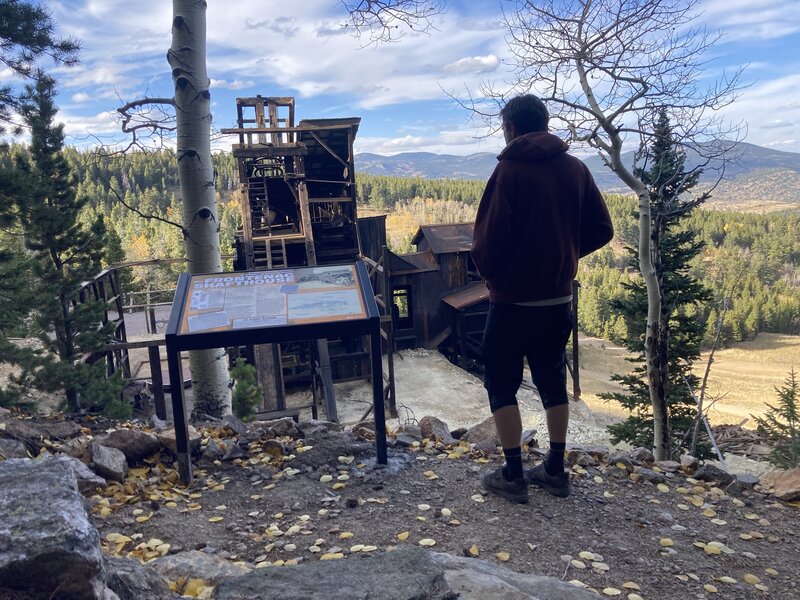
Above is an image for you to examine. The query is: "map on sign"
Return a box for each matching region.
[179,264,367,334]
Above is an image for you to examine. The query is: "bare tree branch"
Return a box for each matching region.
[340,0,446,43]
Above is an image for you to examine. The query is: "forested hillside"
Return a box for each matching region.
[11,150,795,345]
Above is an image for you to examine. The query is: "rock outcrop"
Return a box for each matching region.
[0,458,111,598]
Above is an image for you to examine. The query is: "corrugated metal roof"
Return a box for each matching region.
[442,281,489,310]
[411,223,474,255]
[391,250,439,274]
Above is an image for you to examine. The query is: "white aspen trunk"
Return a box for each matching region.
[170,0,231,417]
[606,141,670,461]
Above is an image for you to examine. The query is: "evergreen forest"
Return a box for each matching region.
[3,149,797,348]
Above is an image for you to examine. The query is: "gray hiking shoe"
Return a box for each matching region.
[481,467,529,504]
[526,463,571,497]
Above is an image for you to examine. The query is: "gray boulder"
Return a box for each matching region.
[157,425,202,455]
[104,555,173,600]
[1,418,82,453]
[0,438,28,459]
[253,417,301,439]
[90,442,129,483]
[634,467,666,485]
[95,429,161,463]
[419,416,455,445]
[296,419,344,438]
[694,464,734,486]
[628,447,654,464]
[151,550,251,584]
[0,458,105,597]
[221,414,249,436]
[50,455,107,494]
[431,551,599,599]
[462,416,498,445]
[213,547,454,600]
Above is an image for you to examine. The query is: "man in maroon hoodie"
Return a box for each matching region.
[471,94,613,503]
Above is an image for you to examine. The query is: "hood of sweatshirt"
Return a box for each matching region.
[497,131,569,162]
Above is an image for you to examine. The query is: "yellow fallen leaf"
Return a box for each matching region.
[350,544,364,552]
[417,503,431,511]
[628,595,644,600]
[418,538,436,547]
[740,533,753,540]
[570,560,586,569]
[622,581,640,590]
[496,552,510,562]
[603,491,615,498]
[319,475,333,483]
[362,545,377,552]
[207,516,224,523]
[660,538,674,547]
[332,482,346,490]
[470,494,485,503]
[765,568,778,576]
[602,588,622,596]
[320,553,344,560]
[704,544,721,555]
[703,584,718,593]
[182,578,211,598]
[441,508,452,517]
[657,483,670,493]
[744,574,761,585]
[703,508,717,517]
[135,513,152,523]
[755,584,769,592]
[339,532,354,539]
[468,544,479,557]
[397,531,410,541]
[717,576,737,584]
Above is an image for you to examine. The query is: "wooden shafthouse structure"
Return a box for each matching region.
[220,96,396,419]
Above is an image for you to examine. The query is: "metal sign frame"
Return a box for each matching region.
[164,260,386,483]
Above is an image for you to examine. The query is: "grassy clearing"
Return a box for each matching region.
[578,333,800,427]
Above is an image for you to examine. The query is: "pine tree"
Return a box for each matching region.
[10,74,120,413]
[602,109,712,458]
[0,0,79,135]
[755,369,800,469]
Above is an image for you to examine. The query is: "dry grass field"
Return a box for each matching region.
[578,333,800,428]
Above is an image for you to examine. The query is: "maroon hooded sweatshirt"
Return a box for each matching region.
[471,131,613,303]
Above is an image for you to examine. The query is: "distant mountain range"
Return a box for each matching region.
[355,142,800,210]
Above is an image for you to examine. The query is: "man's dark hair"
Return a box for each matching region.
[500,95,549,134]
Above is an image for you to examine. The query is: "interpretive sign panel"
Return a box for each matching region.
[179,264,367,335]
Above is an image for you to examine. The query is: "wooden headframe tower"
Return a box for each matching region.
[221,96,363,419]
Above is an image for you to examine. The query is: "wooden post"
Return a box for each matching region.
[148,345,166,419]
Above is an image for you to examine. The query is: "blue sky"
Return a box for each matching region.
[27,0,800,156]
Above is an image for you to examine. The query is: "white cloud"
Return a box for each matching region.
[443,55,500,74]
[210,79,255,90]
[71,92,91,103]
[699,0,800,40]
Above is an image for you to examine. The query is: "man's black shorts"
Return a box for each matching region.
[482,301,573,412]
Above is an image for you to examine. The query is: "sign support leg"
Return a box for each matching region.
[167,341,192,484]
[371,330,387,465]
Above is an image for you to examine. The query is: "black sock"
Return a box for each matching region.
[545,442,566,476]
[501,447,523,481]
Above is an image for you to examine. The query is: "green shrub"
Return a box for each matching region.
[230,358,262,421]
